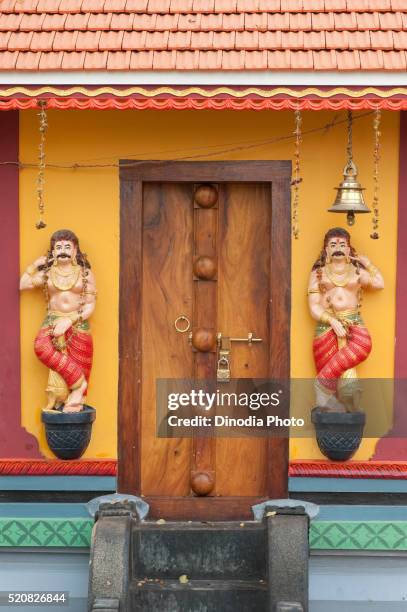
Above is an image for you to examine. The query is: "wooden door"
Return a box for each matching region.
[119,162,291,520]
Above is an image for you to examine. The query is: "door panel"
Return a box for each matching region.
[119,161,291,519]
[215,183,271,496]
[141,182,193,495]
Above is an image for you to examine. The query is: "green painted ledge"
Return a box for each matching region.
[1,518,407,551]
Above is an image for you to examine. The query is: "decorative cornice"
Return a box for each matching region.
[0,86,406,110]
[0,460,116,476]
[1,517,406,551]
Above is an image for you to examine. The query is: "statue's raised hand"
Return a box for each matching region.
[33,255,47,268]
[350,254,371,268]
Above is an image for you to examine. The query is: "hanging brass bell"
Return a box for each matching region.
[328,159,370,226]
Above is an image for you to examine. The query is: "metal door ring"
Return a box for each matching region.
[174,315,191,333]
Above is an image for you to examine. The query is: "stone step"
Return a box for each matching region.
[129,578,268,612]
[132,521,266,581]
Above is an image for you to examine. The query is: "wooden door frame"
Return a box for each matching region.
[118,160,291,520]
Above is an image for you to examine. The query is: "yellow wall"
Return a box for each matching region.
[19,109,399,460]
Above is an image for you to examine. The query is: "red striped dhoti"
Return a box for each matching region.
[313,324,372,393]
[34,325,93,391]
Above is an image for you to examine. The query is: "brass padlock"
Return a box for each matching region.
[217,337,231,383]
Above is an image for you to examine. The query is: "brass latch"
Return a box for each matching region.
[217,337,231,383]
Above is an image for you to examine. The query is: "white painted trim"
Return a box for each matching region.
[0,71,406,87]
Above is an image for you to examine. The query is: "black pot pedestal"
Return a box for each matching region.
[311,407,366,461]
[41,405,96,460]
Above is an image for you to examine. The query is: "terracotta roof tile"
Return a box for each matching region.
[104,0,126,11]
[155,14,179,31]
[336,49,360,69]
[370,29,394,49]
[356,12,380,30]
[289,13,312,31]
[8,32,34,52]
[152,49,177,69]
[258,31,282,49]
[313,49,337,69]
[125,0,148,11]
[326,30,349,49]
[168,30,192,49]
[61,51,86,69]
[0,32,11,51]
[191,31,214,48]
[334,12,357,30]
[290,50,313,69]
[175,49,199,69]
[87,12,112,30]
[129,50,153,69]
[236,30,259,49]
[303,31,325,49]
[148,0,171,12]
[36,0,61,11]
[58,0,83,12]
[132,14,157,30]
[324,0,346,9]
[170,0,193,11]
[20,13,45,31]
[193,0,215,10]
[244,49,267,68]
[200,13,223,31]
[267,49,290,69]
[244,13,268,32]
[16,51,41,69]
[0,51,18,69]
[383,49,406,69]
[110,12,134,30]
[31,31,55,51]
[213,30,235,49]
[39,50,63,68]
[0,13,23,32]
[267,13,290,31]
[281,31,304,50]
[15,1,39,13]
[123,31,146,50]
[42,13,67,31]
[214,0,237,11]
[84,50,108,69]
[222,50,245,69]
[65,13,90,31]
[53,30,78,51]
[348,30,371,48]
[360,49,384,68]
[197,49,222,68]
[99,30,124,50]
[222,13,244,31]
[145,31,169,49]
[0,0,406,71]
[76,31,101,51]
[175,13,200,31]
[106,50,131,69]
[393,31,407,49]
[379,11,403,30]
[81,0,105,12]
[311,12,334,31]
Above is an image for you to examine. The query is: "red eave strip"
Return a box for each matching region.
[0,97,407,110]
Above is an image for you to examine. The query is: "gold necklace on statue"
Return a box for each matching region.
[325,263,353,287]
[50,264,80,291]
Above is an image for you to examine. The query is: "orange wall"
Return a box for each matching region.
[19,109,399,459]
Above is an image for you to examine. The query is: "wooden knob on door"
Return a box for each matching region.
[192,328,216,352]
[193,256,217,280]
[191,471,215,496]
[194,184,218,208]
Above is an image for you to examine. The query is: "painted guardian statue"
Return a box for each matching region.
[308,227,384,412]
[20,229,97,413]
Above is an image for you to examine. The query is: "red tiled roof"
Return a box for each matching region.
[0,1,406,71]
